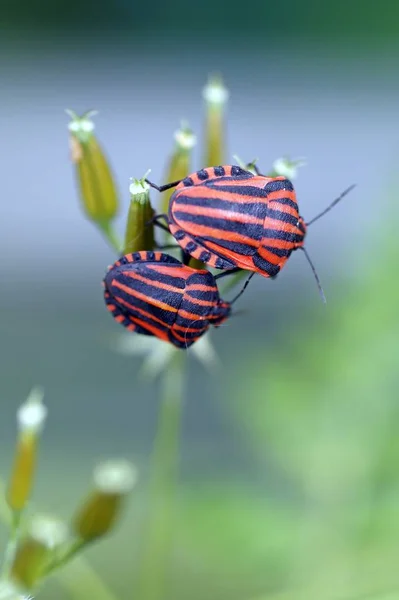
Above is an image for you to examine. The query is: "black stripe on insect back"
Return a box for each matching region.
[262,245,292,258]
[205,182,269,199]
[202,236,257,256]
[119,265,186,289]
[173,212,263,239]
[264,179,294,193]
[252,254,281,277]
[269,197,298,211]
[173,195,267,218]
[213,166,225,176]
[197,169,209,180]
[117,273,183,307]
[231,165,253,177]
[262,228,304,244]
[266,208,301,227]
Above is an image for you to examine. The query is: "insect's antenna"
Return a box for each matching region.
[300,247,326,304]
[230,272,255,304]
[306,184,356,227]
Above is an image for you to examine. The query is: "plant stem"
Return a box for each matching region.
[1,511,21,578]
[137,350,187,600]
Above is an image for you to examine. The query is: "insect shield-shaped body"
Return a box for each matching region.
[103,251,231,349]
[167,165,306,278]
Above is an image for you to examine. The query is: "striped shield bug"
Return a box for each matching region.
[103,250,249,349]
[146,165,355,302]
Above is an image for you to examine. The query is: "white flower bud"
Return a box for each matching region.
[93,460,137,495]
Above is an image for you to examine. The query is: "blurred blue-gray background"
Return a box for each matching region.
[1,1,399,598]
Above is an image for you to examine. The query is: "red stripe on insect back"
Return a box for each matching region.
[178,309,207,321]
[268,200,300,219]
[121,270,183,294]
[144,264,189,279]
[170,329,203,344]
[177,184,264,205]
[262,218,304,235]
[112,280,178,312]
[173,222,259,247]
[257,247,285,265]
[210,175,269,189]
[186,283,216,292]
[114,296,172,328]
[132,316,170,341]
[203,240,254,268]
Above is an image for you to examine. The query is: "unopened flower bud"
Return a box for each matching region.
[124,172,155,254]
[202,74,229,167]
[73,460,137,542]
[67,109,119,229]
[160,122,196,217]
[7,388,46,513]
[271,156,306,180]
[10,515,68,590]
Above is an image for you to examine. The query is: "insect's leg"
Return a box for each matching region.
[145,178,182,193]
[214,267,242,281]
[229,272,255,304]
[150,214,170,234]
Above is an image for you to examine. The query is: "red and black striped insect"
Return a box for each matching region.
[147,165,355,301]
[103,250,248,349]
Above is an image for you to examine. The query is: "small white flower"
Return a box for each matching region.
[93,460,138,495]
[129,179,150,196]
[174,126,197,150]
[17,388,47,434]
[129,170,151,197]
[273,156,306,180]
[202,77,229,105]
[29,515,69,549]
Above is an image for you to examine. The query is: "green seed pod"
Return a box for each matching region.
[67,109,119,226]
[10,515,68,590]
[202,74,229,167]
[161,123,196,217]
[73,460,137,542]
[7,388,47,513]
[124,172,155,254]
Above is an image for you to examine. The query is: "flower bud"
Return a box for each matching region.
[73,460,137,542]
[202,74,229,167]
[67,109,119,228]
[124,172,155,254]
[10,515,68,590]
[7,388,47,513]
[160,123,196,217]
[270,156,306,179]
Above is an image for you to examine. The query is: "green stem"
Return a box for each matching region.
[42,538,88,578]
[137,351,187,600]
[98,221,123,254]
[1,510,21,578]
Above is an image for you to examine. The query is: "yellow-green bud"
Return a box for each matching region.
[124,172,155,254]
[7,388,47,513]
[10,515,68,590]
[202,74,229,167]
[73,460,137,542]
[161,123,196,216]
[67,109,119,226]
